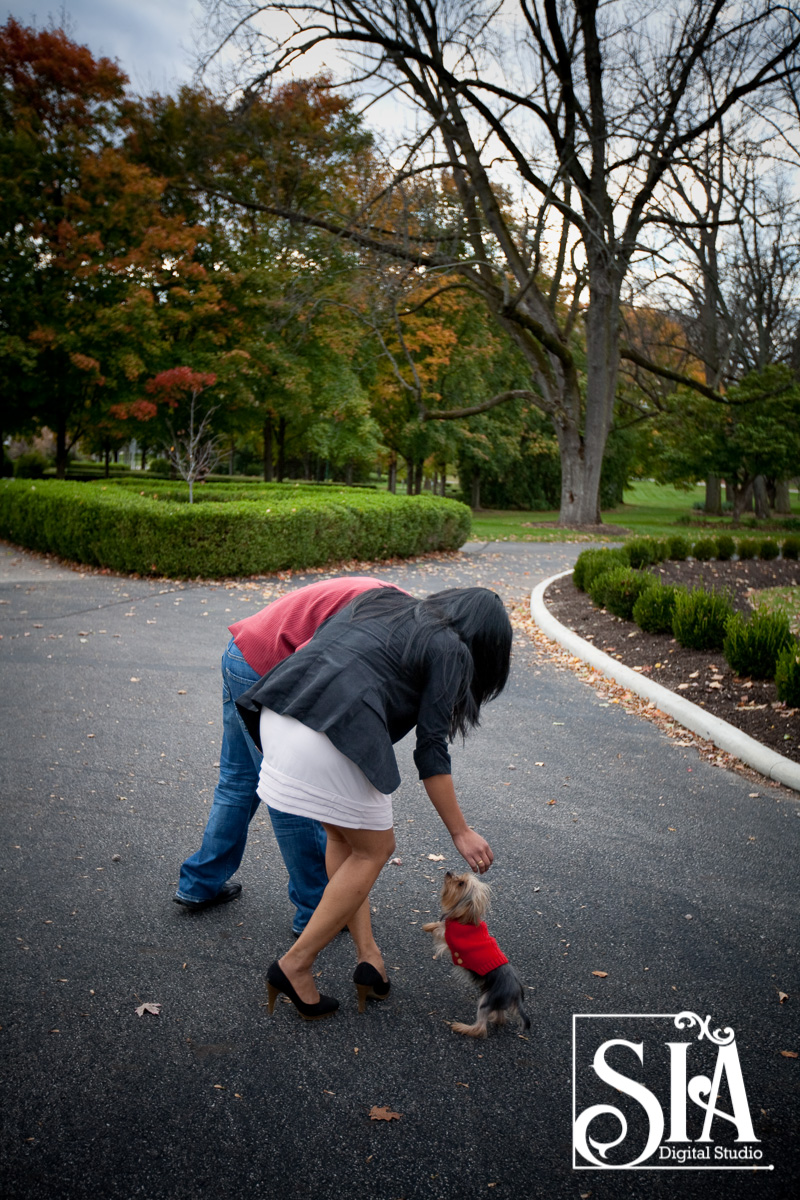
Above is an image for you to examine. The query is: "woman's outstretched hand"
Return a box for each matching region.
[452,828,494,874]
[423,774,494,873]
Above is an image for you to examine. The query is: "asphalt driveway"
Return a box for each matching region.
[1,539,797,1200]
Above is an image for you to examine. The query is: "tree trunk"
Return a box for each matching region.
[553,266,618,526]
[414,460,423,494]
[388,454,397,494]
[277,417,286,482]
[141,443,148,472]
[440,460,447,496]
[303,453,311,481]
[753,475,770,519]
[345,459,353,485]
[55,417,68,480]
[104,443,110,478]
[229,437,235,476]
[263,415,273,482]
[405,456,414,495]
[774,480,791,514]
[704,475,722,515]
[471,469,481,510]
[554,416,606,526]
[732,479,754,520]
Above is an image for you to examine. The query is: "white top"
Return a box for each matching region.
[257,708,393,831]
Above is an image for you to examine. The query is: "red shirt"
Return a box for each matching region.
[229,577,404,677]
[444,920,509,975]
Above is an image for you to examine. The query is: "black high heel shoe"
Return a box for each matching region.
[353,962,391,1013]
[266,960,339,1021]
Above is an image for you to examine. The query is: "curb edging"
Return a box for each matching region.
[531,570,800,793]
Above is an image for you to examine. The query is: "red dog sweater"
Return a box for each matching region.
[444,920,509,975]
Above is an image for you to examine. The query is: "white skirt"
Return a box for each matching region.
[257,708,394,831]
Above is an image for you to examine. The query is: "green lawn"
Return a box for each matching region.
[469,481,800,543]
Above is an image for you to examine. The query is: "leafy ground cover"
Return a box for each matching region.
[543,557,800,764]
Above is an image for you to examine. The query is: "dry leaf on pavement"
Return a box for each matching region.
[779,1050,797,1058]
[427,853,445,861]
[135,1002,162,1017]
[778,992,789,1004]
[369,1105,402,1121]
[591,971,608,978]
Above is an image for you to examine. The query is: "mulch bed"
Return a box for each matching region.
[543,558,800,765]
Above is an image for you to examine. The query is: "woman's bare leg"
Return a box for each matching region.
[323,825,387,977]
[277,824,395,1003]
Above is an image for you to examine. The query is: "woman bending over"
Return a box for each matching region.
[236,586,512,1019]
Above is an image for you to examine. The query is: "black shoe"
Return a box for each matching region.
[173,882,242,911]
[266,960,339,1021]
[353,962,391,1012]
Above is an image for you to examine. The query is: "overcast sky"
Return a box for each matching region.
[4,2,207,93]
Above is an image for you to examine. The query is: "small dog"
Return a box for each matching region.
[423,871,531,1038]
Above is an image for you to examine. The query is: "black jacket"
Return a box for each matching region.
[236,596,469,793]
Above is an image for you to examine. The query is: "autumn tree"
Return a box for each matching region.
[199,0,799,524]
[128,77,381,480]
[0,19,229,476]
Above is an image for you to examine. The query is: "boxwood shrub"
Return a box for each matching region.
[632,582,681,634]
[573,547,628,592]
[0,480,471,578]
[723,609,795,679]
[624,537,662,568]
[671,588,734,651]
[759,538,780,560]
[782,535,800,561]
[716,534,735,561]
[737,537,759,560]
[589,566,657,619]
[775,644,800,707]
[692,537,717,561]
[666,534,691,560]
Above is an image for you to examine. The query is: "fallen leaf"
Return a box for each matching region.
[177,690,187,695]
[130,677,140,683]
[369,1105,401,1121]
[780,1050,797,1058]
[535,762,545,766]
[135,1002,161,1017]
[778,992,789,1004]
[546,798,556,805]
[427,853,445,861]
[592,971,608,978]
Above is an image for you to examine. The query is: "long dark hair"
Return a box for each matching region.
[349,586,512,739]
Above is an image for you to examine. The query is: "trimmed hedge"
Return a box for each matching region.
[0,480,472,578]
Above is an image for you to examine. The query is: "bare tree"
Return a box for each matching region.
[198,0,799,524]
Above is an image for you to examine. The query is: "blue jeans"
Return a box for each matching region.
[176,637,329,931]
